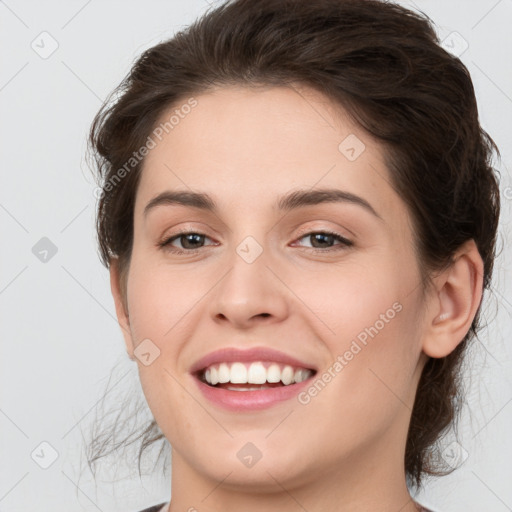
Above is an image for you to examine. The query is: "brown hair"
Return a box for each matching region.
[86,0,501,489]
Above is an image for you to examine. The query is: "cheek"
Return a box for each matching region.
[126,264,197,440]
[296,255,423,411]
[124,257,209,420]
[294,255,414,347]
[292,298,422,460]
[125,257,197,349]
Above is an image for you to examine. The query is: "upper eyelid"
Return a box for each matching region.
[294,225,351,240]
[161,219,354,239]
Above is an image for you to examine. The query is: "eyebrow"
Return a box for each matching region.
[143,188,383,220]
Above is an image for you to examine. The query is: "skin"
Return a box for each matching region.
[109,85,484,512]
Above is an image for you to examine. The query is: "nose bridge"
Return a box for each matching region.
[208,230,289,327]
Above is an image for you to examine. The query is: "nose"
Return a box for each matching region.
[208,248,289,330]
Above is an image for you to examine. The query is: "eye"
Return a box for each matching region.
[157,230,217,254]
[157,228,353,255]
[292,230,353,252]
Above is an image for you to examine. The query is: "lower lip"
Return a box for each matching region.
[192,375,315,411]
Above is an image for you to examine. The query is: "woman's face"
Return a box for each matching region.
[114,85,430,490]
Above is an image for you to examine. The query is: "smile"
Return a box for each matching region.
[200,361,314,389]
[193,363,317,411]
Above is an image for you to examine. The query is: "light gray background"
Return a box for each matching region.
[1,1,511,511]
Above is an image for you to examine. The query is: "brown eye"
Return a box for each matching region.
[158,231,216,254]
[294,230,353,251]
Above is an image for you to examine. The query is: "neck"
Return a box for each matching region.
[167,441,421,512]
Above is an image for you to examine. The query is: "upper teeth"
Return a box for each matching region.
[203,362,313,386]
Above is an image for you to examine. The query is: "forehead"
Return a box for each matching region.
[134,85,403,223]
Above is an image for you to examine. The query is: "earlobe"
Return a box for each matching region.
[422,239,484,359]
[109,258,135,361]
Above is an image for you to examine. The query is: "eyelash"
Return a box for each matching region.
[157,228,353,255]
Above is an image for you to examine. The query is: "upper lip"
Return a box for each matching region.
[189,347,318,375]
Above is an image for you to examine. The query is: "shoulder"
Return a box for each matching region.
[414,501,440,512]
[136,503,168,512]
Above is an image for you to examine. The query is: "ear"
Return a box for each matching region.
[422,239,484,358]
[109,258,135,361]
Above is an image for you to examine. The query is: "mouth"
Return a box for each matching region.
[194,361,316,390]
[191,359,317,411]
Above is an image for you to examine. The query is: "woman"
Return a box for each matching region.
[86,0,501,510]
